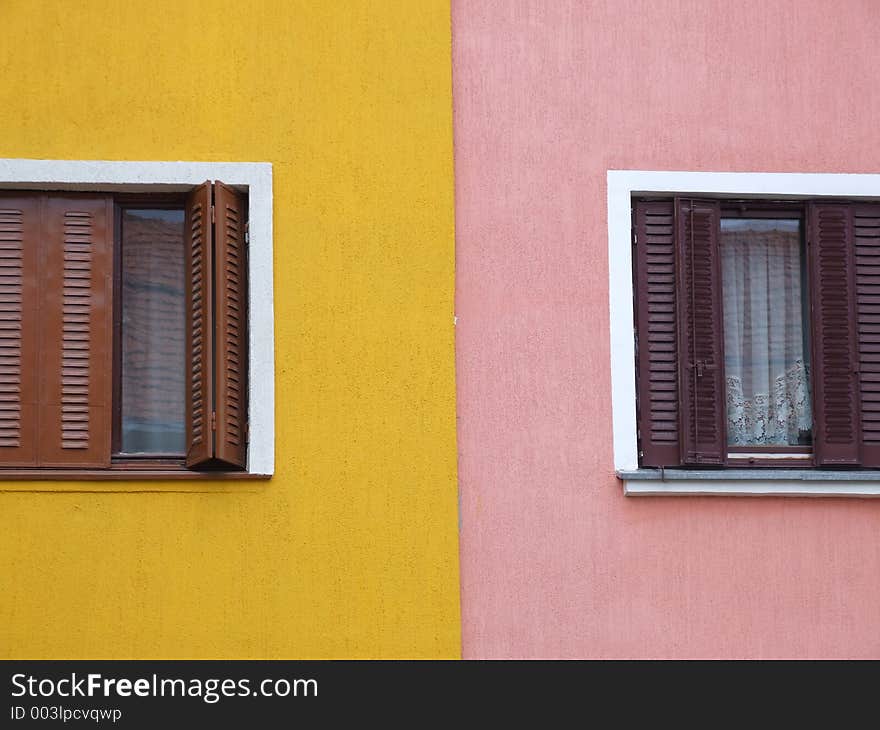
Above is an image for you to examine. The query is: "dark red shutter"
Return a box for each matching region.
[184,182,214,468]
[675,198,726,465]
[633,199,680,466]
[808,202,861,465]
[0,194,39,466]
[38,195,113,467]
[213,182,248,469]
[854,203,880,466]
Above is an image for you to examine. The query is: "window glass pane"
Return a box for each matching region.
[120,209,186,454]
[721,217,812,447]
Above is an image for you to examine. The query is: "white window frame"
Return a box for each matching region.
[0,158,274,477]
[608,170,880,497]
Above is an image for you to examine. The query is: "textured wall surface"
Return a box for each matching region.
[0,0,460,658]
[453,0,880,658]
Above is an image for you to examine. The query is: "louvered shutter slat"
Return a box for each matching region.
[213,182,248,469]
[676,198,726,465]
[808,202,861,465]
[185,182,214,468]
[634,200,680,466]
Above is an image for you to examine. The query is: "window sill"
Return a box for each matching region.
[618,469,880,498]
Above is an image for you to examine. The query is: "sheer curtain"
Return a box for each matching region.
[721,219,812,447]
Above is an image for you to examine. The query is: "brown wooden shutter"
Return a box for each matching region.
[633,199,680,466]
[213,182,248,468]
[854,203,880,466]
[184,181,248,470]
[184,182,214,468]
[38,195,113,467]
[0,194,39,466]
[809,202,862,465]
[675,198,726,465]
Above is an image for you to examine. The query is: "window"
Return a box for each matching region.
[631,195,878,470]
[720,209,812,457]
[118,205,187,456]
[0,180,249,475]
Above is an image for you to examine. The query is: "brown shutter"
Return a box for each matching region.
[213,182,248,468]
[854,203,880,466]
[809,202,862,465]
[0,194,39,466]
[184,181,249,470]
[675,198,726,465]
[633,199,680,466]
[38,194,113,467]
[184,182,214,468]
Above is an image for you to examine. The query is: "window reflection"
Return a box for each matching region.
[120,209,186,454]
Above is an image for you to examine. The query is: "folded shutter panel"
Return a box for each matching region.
[809,202,862,465]
[38,195,113,467]
[213,182,248,469]
[184,182,214,468]
[808,202,862,465]
[854,203,880,466]
[633,199,680,466]
[0,194,39,466]
[675,198,726,465]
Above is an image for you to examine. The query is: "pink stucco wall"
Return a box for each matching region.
[453,0,880,658]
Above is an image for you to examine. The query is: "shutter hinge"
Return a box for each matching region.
[632,230,637,246]
[211,204,215,224]
[245,222,250,244]
[211,411,217,431]
[245,421,250,443]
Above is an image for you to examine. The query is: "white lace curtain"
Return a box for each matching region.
[721,219,812,446]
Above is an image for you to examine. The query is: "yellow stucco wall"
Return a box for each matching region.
[0,1,460,658]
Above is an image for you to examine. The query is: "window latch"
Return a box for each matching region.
[693,360,716,378]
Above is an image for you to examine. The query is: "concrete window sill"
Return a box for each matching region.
[618,469,880,498]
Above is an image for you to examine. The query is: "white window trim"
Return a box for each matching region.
[608,170,880,497]
[0,158,274,476]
